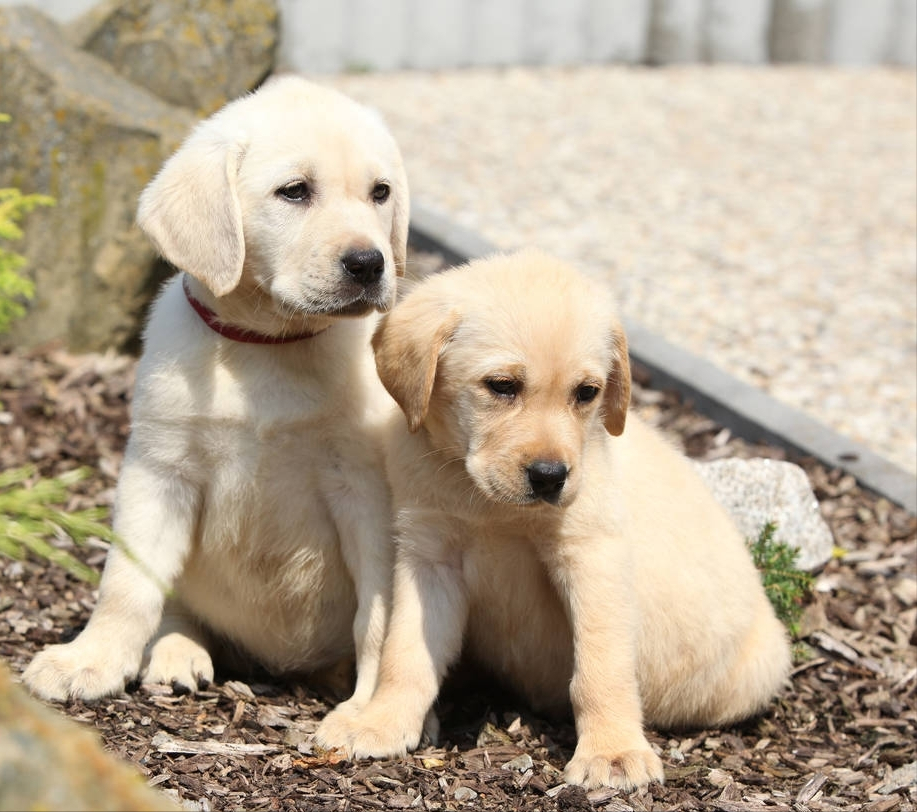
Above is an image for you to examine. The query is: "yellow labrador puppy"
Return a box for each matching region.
[315,250,791,790]
[24,76,408,711]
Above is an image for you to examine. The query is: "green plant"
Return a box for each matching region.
[749,521,814,638]
[0,466,119,585]
[0,113,55,334]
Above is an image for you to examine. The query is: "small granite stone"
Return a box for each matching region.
[693,457,835,571]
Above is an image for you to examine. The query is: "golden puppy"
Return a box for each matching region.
[24,75,408,710]
[315,250,791,790]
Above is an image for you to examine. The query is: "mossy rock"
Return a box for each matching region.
[68,0,279,115]
[0,6,195,352]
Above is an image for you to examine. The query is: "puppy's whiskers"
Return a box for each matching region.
[419,445,460,462]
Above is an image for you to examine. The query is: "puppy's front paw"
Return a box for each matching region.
[143,632,214,693]
[564,744,665,791]
[314,702,423,759]
[23,641,138,702]
[313,704,362,753]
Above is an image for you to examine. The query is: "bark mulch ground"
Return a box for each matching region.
[1,277,914,811]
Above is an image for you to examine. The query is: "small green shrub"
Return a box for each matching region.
[749,521,814,638]
[0,466,119,585]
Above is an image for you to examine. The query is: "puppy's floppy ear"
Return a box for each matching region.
[389,156,410,278]
[372,292,459,432]
[603,320,631,436]
[137,126,246,297]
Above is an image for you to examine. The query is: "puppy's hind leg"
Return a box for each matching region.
[704,604,792,728]
[142,598,215,694]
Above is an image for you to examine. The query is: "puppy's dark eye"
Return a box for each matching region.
[485,378,519,399]
[575,384,600,404]
[277,181,311,203]
[372,182,391,204]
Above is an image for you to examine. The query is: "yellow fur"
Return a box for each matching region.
[316,250,791,791]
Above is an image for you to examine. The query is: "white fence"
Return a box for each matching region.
[276,0,916,70]
[10,0,917,71]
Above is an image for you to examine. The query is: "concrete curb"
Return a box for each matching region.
[408,200,917,515]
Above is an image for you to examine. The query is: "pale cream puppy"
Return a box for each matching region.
[315,250,791,791]
[24,75,409,710]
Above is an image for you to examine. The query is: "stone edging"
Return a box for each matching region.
[408,200,917,516]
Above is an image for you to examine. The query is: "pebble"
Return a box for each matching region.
[452,786,478,801]
[876,761,917,795]
[501,753,534,772]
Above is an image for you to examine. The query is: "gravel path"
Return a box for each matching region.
[324,65,917,476]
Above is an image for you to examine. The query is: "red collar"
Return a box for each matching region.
[182,276,325,344]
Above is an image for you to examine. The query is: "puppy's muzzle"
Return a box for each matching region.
[526,460,568,504]
[342,248,385,287]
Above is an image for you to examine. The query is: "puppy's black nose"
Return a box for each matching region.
[341,248,385,287]
[527,461,568,504]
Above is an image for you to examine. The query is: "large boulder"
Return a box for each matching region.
[1,0,279,353]
[0,6,195,352]
[0,661,180,811]
[67,0,279,115]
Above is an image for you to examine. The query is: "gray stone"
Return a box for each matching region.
[501,753,535,773]
[693,457,835,572]
[0,5,195,352]
[0,661,180,811]
[67,0,279,115]
[453,786,478,802]
[877,761,917,796]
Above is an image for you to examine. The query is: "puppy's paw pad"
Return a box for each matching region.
[23,644,133,702]
[565,747,665,791]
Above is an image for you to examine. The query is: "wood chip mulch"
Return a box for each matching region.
[1,306,914,811]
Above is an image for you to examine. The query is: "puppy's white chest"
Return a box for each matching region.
[127,335,383,669]
[172,409,363,668]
